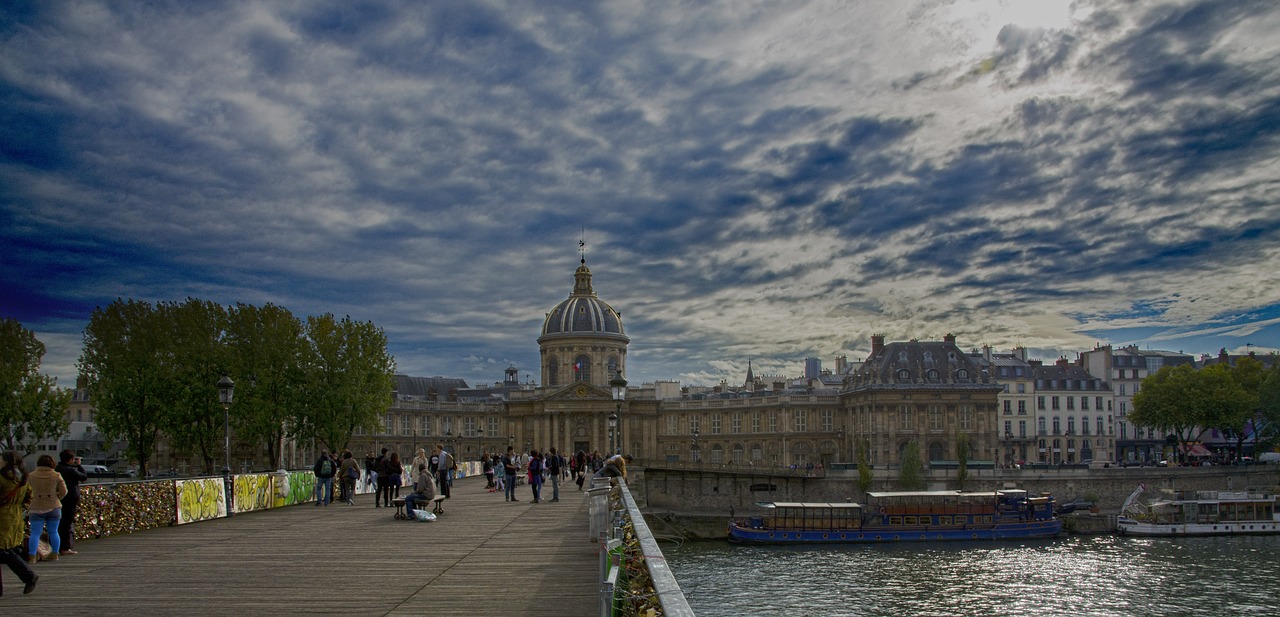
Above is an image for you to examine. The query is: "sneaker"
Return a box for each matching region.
[24,573,38,594]
[47,553,58,561]
[551,498,560,502]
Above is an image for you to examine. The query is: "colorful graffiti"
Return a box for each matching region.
[272,471,317,508]
[232,473,276,514]
[176,477,227,524]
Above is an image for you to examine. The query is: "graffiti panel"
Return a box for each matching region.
[272,471,317,508]
[176,477,227,524]
[233,473,275,514]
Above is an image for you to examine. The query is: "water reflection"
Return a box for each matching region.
[664,536,1280,616]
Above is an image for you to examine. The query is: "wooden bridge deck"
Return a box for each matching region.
[3,476,601,616]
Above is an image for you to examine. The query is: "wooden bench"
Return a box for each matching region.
[393,495,446,520]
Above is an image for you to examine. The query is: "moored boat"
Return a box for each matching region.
[1116,485,1280,537]
[728,489,1061,544]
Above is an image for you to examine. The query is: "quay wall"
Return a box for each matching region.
[633,465,1280,539]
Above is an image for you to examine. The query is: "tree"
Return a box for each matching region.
[158,299,231,475]
[954,432,970,490]
[1207,359,1263,460]
[298,314,396,452]
[898,440,925,490]
[1131,364,1206,462]
[0,318,71,452]
[79,299,172,477]
[224,303,306,470]
[1256,365,1280,451]
[856,438,873,494]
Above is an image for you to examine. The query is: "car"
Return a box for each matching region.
[1056,498,1096,514]
[1155,460,1169,467]
[84,465,130,479]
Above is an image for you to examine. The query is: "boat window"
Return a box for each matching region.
[890,516,902,526]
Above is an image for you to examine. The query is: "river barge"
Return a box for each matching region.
[1116,486,1280,537]
[728,489,1061,544]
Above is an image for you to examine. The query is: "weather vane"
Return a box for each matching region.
[579,228,586,265]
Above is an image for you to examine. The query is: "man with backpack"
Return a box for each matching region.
[546,447,562,502]
[313,449,337,506]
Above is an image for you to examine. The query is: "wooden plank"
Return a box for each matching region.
[3,477,601,616]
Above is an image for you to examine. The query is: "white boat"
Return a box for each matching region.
[1116,485,1280,536]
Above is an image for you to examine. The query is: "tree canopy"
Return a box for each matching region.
[0,317,70,453]
[1131,360,1267,462]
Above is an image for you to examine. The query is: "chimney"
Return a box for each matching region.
[1056,356,1070,368]
[982,345,992,362]
[943,333,956,344]
[871,334,885,355]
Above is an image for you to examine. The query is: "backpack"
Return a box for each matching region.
[347,465,359,480]
[319,458,334,476]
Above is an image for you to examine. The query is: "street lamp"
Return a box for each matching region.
[610,373,627,455]
[837,427,845,465]
[608,413,618,457]
[216,375,235,517]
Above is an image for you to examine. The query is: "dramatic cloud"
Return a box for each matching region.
[3,0,1278,389]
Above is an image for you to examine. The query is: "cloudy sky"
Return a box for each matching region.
[3,0,1279,391]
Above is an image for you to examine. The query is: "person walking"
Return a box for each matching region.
[546,447,562,502]
[527,449,544,503]
[404,463,437,519]
[55,449,88,555]
[337,451,359,505]
[502,446,519,502]
[435,444,453,499]
[27,454,68,562]
[1,451,38,595]
[574,450,588,491]
[313,449,336,506]
[386,452,404,505]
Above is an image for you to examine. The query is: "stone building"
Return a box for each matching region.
[1030,358,1115,464]
[843,334,1004,467]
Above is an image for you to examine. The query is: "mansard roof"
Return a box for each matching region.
[843,338,1001,393]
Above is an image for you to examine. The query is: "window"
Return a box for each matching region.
[1067,396,1075,410]
[667,415,677,435]
[385,413,394,435]
[1003,400,1012,415]
[1052,397,1060,410]
[956,369,968,380]
[769,412,778,433]
[1017,400,1027,415]
[464,416,477,437]
[573,355,591,383]
[1038,417,1046,434]
[732,444,744,464]
[1019,420,1027,438]
[1119,384,1127,396]
[690,415,701,435]
[1098,417,1105,436]
[1067,417,1075,435]
[1095,396,1103,410]
[607,356,619,378]
[927,369,940,381]
[547,357,559,386]
[959,405,973,430]
[929,405,943,430]
[1052,417,1061,434]
[1004,420,1012,437]
[401,415,412,436]
[899,405,914,430]
[821,409,833,432]
[1037,396,1046,411]
[711,445,724,465]
[488,416,499,437]
[752,412,761,433]
[731,413,742,434]
[423,416,433,436]
[1017,383,1026,394]
[794,409,807,432]
[711,414,722,434]
[897,369,911,382]
[1081,416,1090,435]
[1081,397,1089,411]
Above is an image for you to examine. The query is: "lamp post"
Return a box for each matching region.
[691,427,700,464]
[608,413,618,457]
[216,375,235,517]
[837,427,845,465]
[610,373,627,456]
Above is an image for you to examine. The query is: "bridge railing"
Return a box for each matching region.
[595,477,696,617]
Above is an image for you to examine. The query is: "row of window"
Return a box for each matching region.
[1037,395,1114,412]
[354,415,501,438]
[544,355,620,386]
[668,409,838,435]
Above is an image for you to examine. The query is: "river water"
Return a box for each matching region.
[664,535,1280,616]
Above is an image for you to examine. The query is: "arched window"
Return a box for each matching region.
[573,355,591,383]
[546,357,559,386]
[607,356,619,378]
[711,444,724,464]
[897,369,911,382]
[928,441,944,462]
[732,444,744,464]
[956,369,969,380]
[926,369,940,381]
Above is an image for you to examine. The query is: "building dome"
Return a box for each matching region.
[539,261,627,340]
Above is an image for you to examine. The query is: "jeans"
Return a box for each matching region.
[29,508,62,555]
[437,470,451,498]
[531,479,542,502]
[505,474,517,500]
[1,545,37,587]
[315,477,333,505]
[404,493,419,515]
[59,493,81,551]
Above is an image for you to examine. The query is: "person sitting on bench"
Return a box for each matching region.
[404,463,436,518]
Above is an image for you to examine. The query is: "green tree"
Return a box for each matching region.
[1205,360,1262,461]
[1132,365,1202,462]
[954,432,970,490]
[78,299,171,477]
[0,318,71,452]
[225,303,306,470]
[898,441,925,490]
[856,438,873,494]
[159,299,231,475]
[299,314,395,452]
[1257,365,1280,451]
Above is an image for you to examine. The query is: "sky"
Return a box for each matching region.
[3,0,1279,391]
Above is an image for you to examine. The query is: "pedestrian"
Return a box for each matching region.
[404,463,436,519]
[575,450,588,490]
[595,454,632,481]
[411,448,429,482]
[383,452,403,507]
[374,448,390,508]
[528,449,544,503]
[493,454,505,494]
[338,451,359,505]
[547,447,562,502]
[502,446,519,502]
[55,449,87,555]
[364,451,377,485]
[435,444,453,499]
[26,454,68,562]
[313,449,336,506]
[1,451,38,595]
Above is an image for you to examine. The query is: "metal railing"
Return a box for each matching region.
[595,477,696,617]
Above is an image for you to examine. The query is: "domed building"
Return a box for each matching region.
[538,258,629,388]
